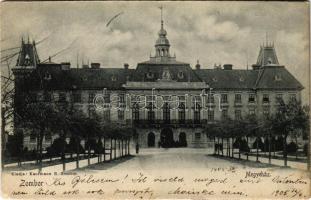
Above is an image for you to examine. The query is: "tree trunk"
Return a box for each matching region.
[273,141,276,157]
[76,138,79,169]
[214,136,216,155]
[114,139,117,159]
[118,140,121,158]
[87,138,91,166]
[231,137,234,158]
[256,137,259,162]
[221,137,224,156]
[127,139,130,155]
[217,137,220,155]
[121,140,124,157]
[246,136,249,161]
[295,136,298,160]
[103,137,106,161]
[227,138,230,157]
[1,109,6,169]
[283,134,288,167]
[39,128,44,172]
[61,134,66,172]
[110,138,113,160]
[268,134,271,165]
[307,136,310,171]
[238,138,241,159]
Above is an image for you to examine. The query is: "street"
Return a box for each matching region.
[77,148,306,172]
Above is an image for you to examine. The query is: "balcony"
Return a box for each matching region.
[234,101,242,107]
[262,100,270,105]
[132,119,207,128]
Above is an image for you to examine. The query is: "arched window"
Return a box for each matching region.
[178,102,185,123]
[194,103,201,123]
[147,102,155,123]
[163,102,170,123]
[132,103,139,122]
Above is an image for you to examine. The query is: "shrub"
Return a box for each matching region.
[287,142,298,153]
[47,137,67,156]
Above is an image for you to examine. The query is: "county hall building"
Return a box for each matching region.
[12,18,303,150]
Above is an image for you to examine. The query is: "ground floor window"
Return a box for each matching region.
[195,132,201,140]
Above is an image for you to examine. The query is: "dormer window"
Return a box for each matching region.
[239,77,244,82]
[43,72,52,81]
[274,74,282,81]
[111,75,117,81]
[177,71,184,79]
[212,77,217,82]
[146,72,154,79]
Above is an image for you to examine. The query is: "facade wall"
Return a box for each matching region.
[16,82,302,150]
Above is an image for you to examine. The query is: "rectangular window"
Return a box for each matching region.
[59,92,66,102]
[195,132,201,140]
[208,110,214,121]
[222,109,228,120]
[194,110,200,123]
[30,133,36,143]
[235,110,242,120]
[89,107,96,118]
[89,92,95,103]
[103,110,110,121]
[118,110,124,120]
[248,94,255,102]
[235,94,241,103]
[276,94,283,102]
[119,94,125,103]
[289,94,296,101]
[263,108,270,117]
[263,94,269,103]
[221,94,228,103]
[207,94,214,103]
[147,110,155,122]
[132,106,139,121]
[249,109,255,115]
[45,133,52,141]
[73,93,81,103]
[44,92,51,102]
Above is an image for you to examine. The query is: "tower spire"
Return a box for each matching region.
[159,5,163,29]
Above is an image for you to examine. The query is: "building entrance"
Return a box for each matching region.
[147,132,155,147]
[160,128,174,148]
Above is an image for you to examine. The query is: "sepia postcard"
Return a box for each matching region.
[0,1,310,199]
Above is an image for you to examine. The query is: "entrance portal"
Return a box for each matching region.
[179,132,187,147]
[160,128,174,148]
[147,132,155,147]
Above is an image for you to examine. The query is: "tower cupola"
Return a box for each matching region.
[149,6,176,63]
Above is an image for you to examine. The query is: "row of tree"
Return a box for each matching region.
[205,98,309,168]
[10,97,135,171]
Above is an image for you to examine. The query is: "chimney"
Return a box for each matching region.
[124,63,129,69]
[61,62,70,70]
[91,63,100,69]
[214,63,221,70]
[223,64,233,70]
[195,60,201,70]
[252,64,260,70]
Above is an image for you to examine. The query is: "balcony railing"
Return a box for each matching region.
[131,119,208,128]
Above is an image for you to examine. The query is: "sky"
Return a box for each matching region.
[1,1,309,103]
